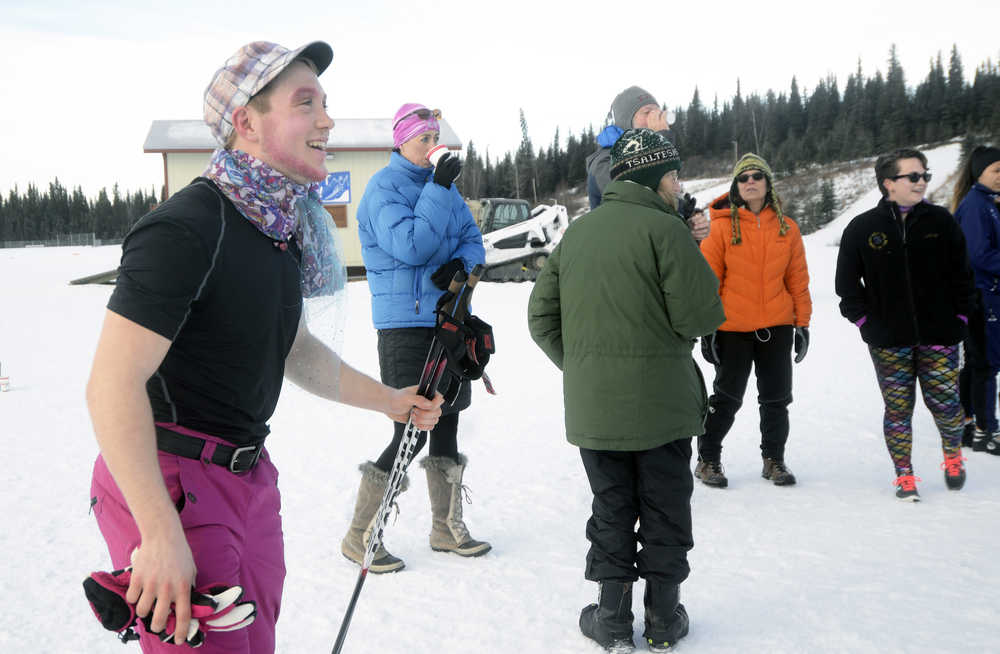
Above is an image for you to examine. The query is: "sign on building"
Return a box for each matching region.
[320,172,351,204]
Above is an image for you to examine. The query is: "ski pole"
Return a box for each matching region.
[331,265,483,654]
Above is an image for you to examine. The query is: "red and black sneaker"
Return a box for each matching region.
[893,474,921,502]
[942,454,967,490]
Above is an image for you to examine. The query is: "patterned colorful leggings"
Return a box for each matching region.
[869,344,963,475]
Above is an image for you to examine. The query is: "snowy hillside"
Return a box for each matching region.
[1,140,997,653]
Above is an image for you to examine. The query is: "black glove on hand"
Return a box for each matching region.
[432,152,462,188]
[701,332,721,366]
[793,326,810,363]
[678,193,697,219]
[431,258,465,290]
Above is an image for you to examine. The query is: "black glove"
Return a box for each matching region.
[431,258,465,291]
[460,315,495,380]
[435,308,475,377]
[678,193,697,219]
[701,332,721,366]
[432,152,462,188]
[793,326,809,363]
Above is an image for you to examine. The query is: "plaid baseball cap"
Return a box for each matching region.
[204,41,334,145]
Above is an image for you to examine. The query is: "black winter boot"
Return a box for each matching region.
[961,421,976,448]
[642,580,689,652]
[579,581,635,652]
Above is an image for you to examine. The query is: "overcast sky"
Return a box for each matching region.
[2,0,997,198]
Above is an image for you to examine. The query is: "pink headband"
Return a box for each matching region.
[392,103,440,149]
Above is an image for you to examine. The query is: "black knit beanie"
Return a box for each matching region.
[971,146,1000,181]
[610,129,682,191]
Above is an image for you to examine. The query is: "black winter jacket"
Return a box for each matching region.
[835,198,975,347]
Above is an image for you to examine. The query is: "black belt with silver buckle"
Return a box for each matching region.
[155,427,263,473]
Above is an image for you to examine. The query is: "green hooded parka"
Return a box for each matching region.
[528,180,725,451]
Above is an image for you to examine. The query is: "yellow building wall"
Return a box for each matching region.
[163,150,392,268]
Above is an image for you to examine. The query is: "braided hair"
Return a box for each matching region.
[728,153,789,244]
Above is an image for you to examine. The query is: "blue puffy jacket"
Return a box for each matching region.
[955,183,1000,294]
[357,152,485,328]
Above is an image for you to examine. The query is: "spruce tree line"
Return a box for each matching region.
[457,45,1000,200]
[0,179,157,244]
[3,45,996,241]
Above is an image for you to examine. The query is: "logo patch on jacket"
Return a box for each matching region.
[867,232,888,250]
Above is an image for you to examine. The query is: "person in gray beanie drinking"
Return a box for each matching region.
[586,86,709,241]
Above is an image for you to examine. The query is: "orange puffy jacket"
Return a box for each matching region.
[700,193,811,332]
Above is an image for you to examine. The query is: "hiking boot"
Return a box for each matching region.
[961,421,976,447]
[643,580,689,652]
[694,458,728,488]
[893,474,921,502]
[972,429,1000,455]
[761,458,796,485]
[942,454,967,490]
[580,581,635,652]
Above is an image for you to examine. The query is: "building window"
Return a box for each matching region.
[325,205,348,228]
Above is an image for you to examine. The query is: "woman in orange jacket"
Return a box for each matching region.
[696,153,812,488]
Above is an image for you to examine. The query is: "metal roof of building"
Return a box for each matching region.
[143,118,462,152]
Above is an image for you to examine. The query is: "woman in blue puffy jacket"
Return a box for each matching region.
[953,145,1000,455]
[341,103,489,573]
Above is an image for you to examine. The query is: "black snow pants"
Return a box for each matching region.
[699,326,793,462]
[579,439,694,585]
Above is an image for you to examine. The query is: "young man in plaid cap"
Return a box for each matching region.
[85,41,443,653]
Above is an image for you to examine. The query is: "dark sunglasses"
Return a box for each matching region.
[736,172,765,183]
[392,108,442,130]
[890,172,932,183]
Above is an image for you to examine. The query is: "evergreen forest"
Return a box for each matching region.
[2,45,997,244]
[457,45,1000,203]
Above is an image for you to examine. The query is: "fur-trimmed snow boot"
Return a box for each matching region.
[642,579,689,652]
[579,580,635,652]
[340,461,407,574]
[421,454,492,557]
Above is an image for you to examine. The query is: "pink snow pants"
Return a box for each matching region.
[91,442,285,654]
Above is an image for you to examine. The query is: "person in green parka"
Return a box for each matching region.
[528,128,725,653]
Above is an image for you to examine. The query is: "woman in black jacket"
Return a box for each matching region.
[835,148,976,501]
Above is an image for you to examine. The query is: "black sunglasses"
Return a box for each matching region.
[890,172,932,183]
[736,172,765,183]
[392,108,442,130]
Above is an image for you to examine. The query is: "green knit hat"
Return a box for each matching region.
[728,152,788,244]
[610,128,682,191]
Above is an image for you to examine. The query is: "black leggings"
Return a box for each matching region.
[374,412,460,472]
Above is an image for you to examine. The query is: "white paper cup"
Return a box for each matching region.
[427,144,450,167]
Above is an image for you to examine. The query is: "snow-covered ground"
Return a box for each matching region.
[2,141,997,653]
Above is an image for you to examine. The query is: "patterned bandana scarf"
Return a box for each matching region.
[205,148,310,242]
[203,148,346,299]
